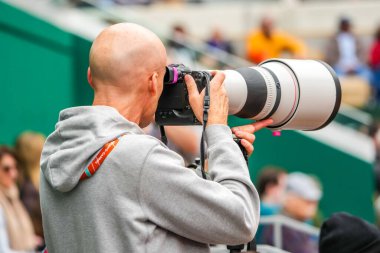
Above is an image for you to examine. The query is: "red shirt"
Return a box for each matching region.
[370,40,380,69]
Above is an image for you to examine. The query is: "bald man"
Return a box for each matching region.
[40,23,270,253]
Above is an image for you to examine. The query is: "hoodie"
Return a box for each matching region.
[40,106,260,253]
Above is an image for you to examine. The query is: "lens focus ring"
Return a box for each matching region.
[251,67,278,120]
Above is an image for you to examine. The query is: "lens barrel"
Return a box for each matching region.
[223,59,341,130]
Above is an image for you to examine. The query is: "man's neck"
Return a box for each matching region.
[93,95,144,126]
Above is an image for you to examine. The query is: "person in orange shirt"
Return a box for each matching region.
[246,16,306,64]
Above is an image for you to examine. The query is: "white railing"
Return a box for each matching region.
[338,103,373,127]
[210,215,318,253]
[259,215,320,250]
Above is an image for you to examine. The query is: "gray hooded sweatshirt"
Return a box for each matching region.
[40,106,260,253]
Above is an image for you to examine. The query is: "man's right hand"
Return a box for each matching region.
[185,71,229,126]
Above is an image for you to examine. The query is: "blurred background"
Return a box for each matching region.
[1,0,380,252]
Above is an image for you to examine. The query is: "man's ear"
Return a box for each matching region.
[87,67,94,88]
[148,72,159,95]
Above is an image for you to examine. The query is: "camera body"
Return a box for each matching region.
[155,64,210,126]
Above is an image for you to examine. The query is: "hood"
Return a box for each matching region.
[41,106,144,192]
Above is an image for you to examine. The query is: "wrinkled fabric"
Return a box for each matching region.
[40,106,260,253]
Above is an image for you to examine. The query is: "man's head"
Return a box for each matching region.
[339,17,352,33]
[375,25,380,41]
[0,146,19,189]
[257,167,287,205]
[260,16,274,38]
[283,172,322,222]
[88,23,167,127]
[319,212,380,253]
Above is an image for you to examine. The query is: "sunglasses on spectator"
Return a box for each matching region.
[0,165,17,173]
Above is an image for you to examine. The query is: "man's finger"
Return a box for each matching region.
[235,131,255,144]
[251,119,274,132]
[185,75,198,96]
[240,139,254,157]
[185,74,204,122]
[209,70,218,77]
[210,71,225,88]
[232,119,274,134]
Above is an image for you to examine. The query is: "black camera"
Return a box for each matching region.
[155,64,211,126]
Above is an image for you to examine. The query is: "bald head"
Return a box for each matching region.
[89,23,168,127]
[89,23,167,89]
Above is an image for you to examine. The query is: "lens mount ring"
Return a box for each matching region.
[260,67,282,120]
[261,60,301,129]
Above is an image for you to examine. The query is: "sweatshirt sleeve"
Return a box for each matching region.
[138,124,260,245]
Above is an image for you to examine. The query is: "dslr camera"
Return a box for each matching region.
[156,64,211,125]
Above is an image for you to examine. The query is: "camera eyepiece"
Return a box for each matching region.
[164,66,179,84]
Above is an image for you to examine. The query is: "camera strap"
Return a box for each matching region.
[158,72,210,180]
[200,73,211,179]
[159,125,167,145]
[80,134,126,181]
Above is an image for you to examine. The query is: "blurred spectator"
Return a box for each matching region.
[168,25,188,50]
[256,167,287,216]
[319,212,380,253]
[246,16,306,64]
[0,146,37,252]
[283,172,322,224]
[281,172,321,253]
[325,17,372,83]
[167,24,197,68]
[262,172,321,253]
[206,28,234,55]
[370,25,380,71]
[369,25,380,101]
[15,132,45,246]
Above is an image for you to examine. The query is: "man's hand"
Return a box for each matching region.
[231,119,274,156]
[185,71,228,126]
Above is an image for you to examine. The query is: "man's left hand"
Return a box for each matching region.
[231,119,274,157]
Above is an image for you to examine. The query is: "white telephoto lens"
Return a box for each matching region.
[223,59,341,131]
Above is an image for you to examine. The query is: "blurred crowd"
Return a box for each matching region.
[255,167,380,253]
[255,168,322,253]
[164,16,380,107]
[0,133,46,253]
[69,0,380,105]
